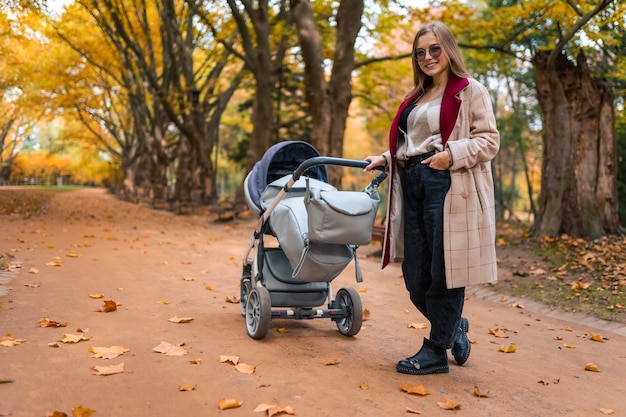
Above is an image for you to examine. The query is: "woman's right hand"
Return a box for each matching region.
[363,155,387,172]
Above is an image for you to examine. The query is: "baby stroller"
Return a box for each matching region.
[241,141,386,339]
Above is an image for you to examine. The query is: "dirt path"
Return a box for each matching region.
[1,189,625,417]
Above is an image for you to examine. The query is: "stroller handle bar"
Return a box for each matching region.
[256,156,385,231]
[292,156,379,181]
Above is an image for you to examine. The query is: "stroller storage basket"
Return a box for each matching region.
[261,248,329,307]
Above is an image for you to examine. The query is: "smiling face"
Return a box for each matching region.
[415,32,450,82]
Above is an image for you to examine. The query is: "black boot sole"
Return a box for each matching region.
[396,362,449,375]
[452,317,470,366]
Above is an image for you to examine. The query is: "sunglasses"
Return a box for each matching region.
[414,45,443,61]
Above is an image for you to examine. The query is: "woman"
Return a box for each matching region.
[364,21,499,375]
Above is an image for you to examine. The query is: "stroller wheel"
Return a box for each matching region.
[240,277,252,317]
[245,286,271,339]
[334,288,363,337]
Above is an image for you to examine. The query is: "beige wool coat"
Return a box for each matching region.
[381,75,500,289]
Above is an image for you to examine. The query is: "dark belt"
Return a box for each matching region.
[405,151,436,167]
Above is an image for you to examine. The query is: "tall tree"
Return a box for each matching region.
[432,0,624,238]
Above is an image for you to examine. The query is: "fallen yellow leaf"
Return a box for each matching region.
[588,331,605,342]
[189,358,203,365]
[90,362,124,376]
[235,363,256,374]
[0,335,25,347]
[322,357,340,366]
[89,294,104,299]
[400,382,429,396]
[59,334,91,344]
[28,268,39,274]
[205,284,213,290]
[88,346,130,359]
[168,316,194,323]
[218,399,243,410]
[38,318,67,328]
[178,384,196,391]
[71,405,95,417]
[498,344,517,353]
[406,407,422,414]
[219,355,240,365]
[360,382,369,390]
[225,295,240,303]
[363,308,370,321]
[152,341,187,356]
[489,328,509,338]
[599,408,614,415]
[277,328,288,333]
[157,300,171,305]
[408,322,428,329]
[437,398,461,410]
[182,276,196,281]
[563,344,576,349]
[253,403,295,416]
[584,363,600,372]
[473,386,489,398]
[99,300,117,313]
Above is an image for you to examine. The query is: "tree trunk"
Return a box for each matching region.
[290,0,363,185]
[531,50,620,239]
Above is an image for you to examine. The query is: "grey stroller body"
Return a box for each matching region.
[241,141,386,339]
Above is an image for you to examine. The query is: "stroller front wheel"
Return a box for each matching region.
[334,287,363,337]
[245,286,271,339]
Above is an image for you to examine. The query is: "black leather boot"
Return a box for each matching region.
[396,338,449,375]
[452,317,470,366]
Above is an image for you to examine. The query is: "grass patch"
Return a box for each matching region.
[0,186,78,216]
[495,220,626,324]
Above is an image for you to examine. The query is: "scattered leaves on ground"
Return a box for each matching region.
[90,363,125,376]
[218,399,243,410]
[88,346,130,359]
[39,318,68,328]
[71,405,95,417]
[59,334,91,344]
[152,341,187,356]
[473,386,489,398]
[219,355,240,365]
[253,403,295,416]
[498,344,517,353]
[98,300,118,312]
[437,398,462,410]
[168,316,194,323]
[400,383,429,396]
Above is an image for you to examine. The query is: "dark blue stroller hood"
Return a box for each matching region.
[244,141,328,214]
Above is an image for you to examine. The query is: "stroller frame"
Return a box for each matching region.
[241,154,385,339]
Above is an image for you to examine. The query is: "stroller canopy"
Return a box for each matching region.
[245,141,328,213]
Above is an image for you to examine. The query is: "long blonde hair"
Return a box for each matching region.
[408,22,471,98]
